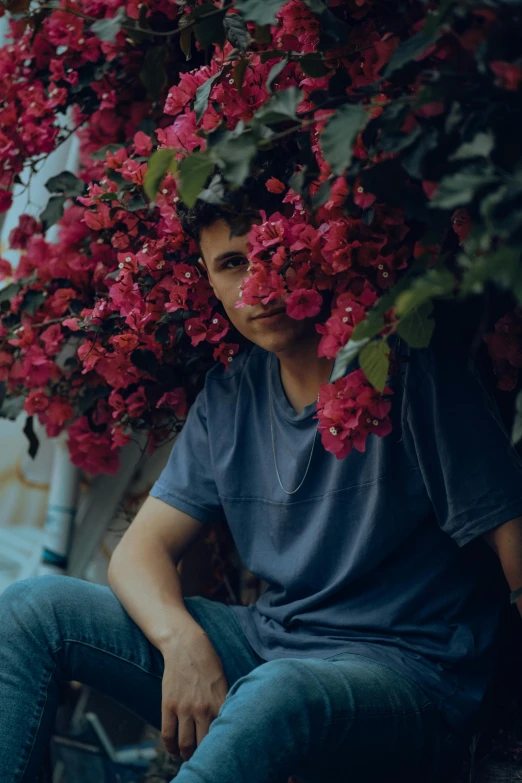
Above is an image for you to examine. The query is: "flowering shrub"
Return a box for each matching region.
[0,0,521,476]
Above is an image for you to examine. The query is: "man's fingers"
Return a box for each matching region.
[161,709,179,757]
[177,714,197,761]
[195,713,213,749]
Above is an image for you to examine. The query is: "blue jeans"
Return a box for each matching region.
[0,575,467,783]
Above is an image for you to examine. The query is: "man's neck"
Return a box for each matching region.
[275,336,334,415]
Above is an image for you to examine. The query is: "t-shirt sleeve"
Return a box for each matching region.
[149,386,224,525]
[402,337,522,547]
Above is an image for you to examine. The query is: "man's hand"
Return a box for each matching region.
[483,515,522,620]
[160,627,229,762]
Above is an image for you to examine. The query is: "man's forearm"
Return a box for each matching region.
[483,516,522,621]
[108,537,208,652]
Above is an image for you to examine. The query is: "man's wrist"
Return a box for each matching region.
[153,611,208,653]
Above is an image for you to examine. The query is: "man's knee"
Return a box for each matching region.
[2,574,70,608]
[0,575,72,647]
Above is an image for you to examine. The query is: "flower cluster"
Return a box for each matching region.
[0,0,521,477]
[0,2,144,211]
[316,368,393,460]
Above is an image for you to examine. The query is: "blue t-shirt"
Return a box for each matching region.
[150,332,522,732]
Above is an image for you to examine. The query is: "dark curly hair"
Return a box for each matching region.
[176,143,301,250]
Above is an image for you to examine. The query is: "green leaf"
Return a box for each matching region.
[352,312,385,342]
[0,282,21,304]
[194,2,226,48]
[90,7,126,42]
[330,336,370,383]
[396,300,435,348]
[430,166,499,210]
[223,13,252,50]
[395,268,455,316]
[512,390,522,447]
[359,339,390,392]
[253,87,303,125]
[266,58,288,94]
[299,53,329,78]
[90,143,124,161]
[449,131,494,161]
[208,133,257,188]
[320,103,367,176]
[77,385,109,415]
[22,290,46,316]
[260,49,282,63]
[252,24,272,44]
[460,247,521,296]
[139,45,167,102]
[23,414,39,459]
[194,69,223,123]
[45,171,84,197]
[180,26,193,61]
[144,148,178,203]
[0,395,25,421]
[126,193,147,211]
[401,125,438,179]
[345,256,433,347]
[382,0,455,78]
[198,173,226,204]
[302,0,326,12]
[155,323,171,345]
[310,180,331,210]
[233,58,248,94]
[40,195,66,232]
[235,0,286,26]
[106,170,134,191]
[298,0,351,42]
[130,348,158,375]
[178,151,215,207]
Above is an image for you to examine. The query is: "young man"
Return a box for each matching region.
[1,206,522,783]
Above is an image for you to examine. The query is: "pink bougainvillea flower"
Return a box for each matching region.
[24,389,50,415]
[452,209,472,244]
[0,257,12,281]
[40,324,64,356]
[41,397,75,437]
[157,388,188,417]
[422,181,438,199]
[133,130,153,156]
[491,61,522,91]
[316,315,353,359]
[266,177,286,194]
[315,369,394,460]
[9,214,42,250]
[285,288,323,320]
[353,181,376,209]
[0,189,13,214]
[213,342,240,369]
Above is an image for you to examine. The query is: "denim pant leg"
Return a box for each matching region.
[0,575,264,783]
[174,653,465,783]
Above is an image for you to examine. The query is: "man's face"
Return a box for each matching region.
[198,219,317,354]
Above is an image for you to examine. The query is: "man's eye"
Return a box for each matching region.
[223,256,248,269]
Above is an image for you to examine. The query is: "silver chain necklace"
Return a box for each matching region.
[268,353,319,495]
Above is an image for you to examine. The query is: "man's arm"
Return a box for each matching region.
[108,494,209,648]
[482,516,522,620]
[108,495,231,761]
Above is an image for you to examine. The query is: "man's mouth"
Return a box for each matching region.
[252,308,286,320]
